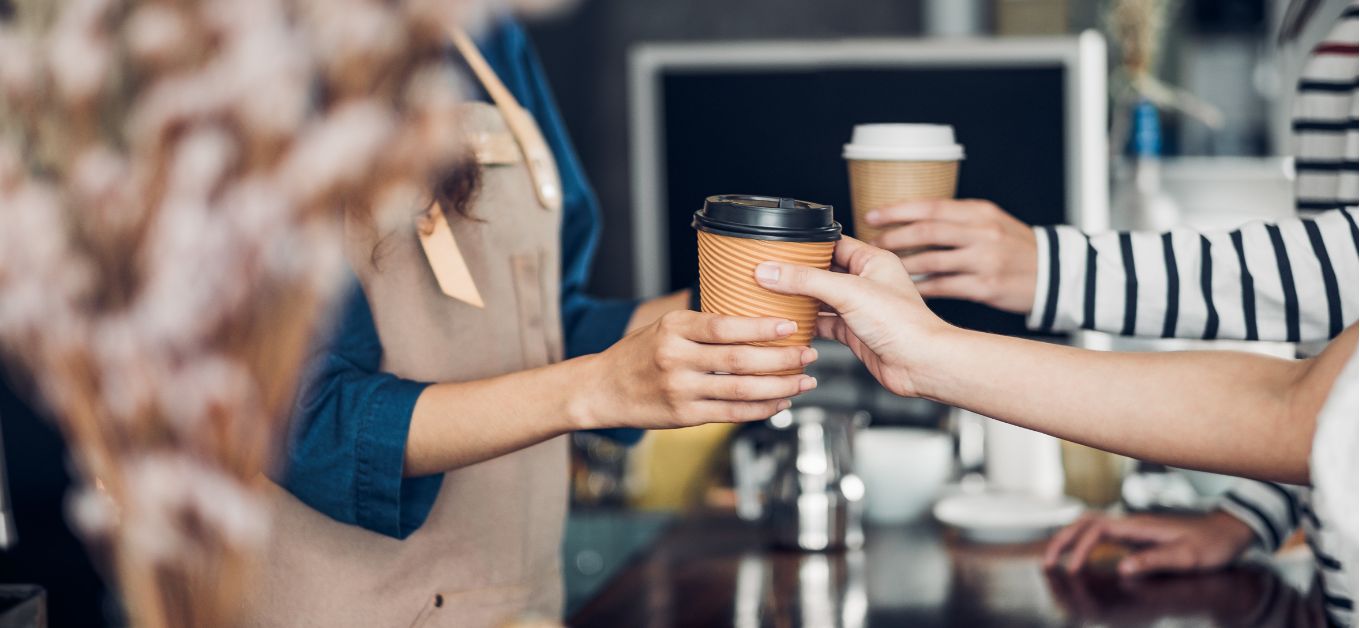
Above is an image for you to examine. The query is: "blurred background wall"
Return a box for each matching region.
[523,0,1344,299]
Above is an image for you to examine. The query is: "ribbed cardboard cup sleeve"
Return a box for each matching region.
[847,159,959,249]
[696,231,834,375]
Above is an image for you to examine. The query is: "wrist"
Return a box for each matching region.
[893,321,972,400]
[563,353,607,431]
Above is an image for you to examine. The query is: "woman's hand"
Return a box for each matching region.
[752,236,955,398]
[574,310,819,430]
[1043,511,1258,576]
[866,199,1038,314]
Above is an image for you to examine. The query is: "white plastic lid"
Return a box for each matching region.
[842,123,965,161]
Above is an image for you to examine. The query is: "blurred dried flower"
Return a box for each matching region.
[124,5,189,65]
[0,0,602,625]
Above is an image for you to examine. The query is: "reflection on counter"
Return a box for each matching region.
[571,515,1323,628]
[732,551,867,628]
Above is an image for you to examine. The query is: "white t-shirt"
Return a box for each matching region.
[1313,349,1359,625]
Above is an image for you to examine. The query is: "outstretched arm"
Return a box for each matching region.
[753,236,1358,485]
[404,308,817,476]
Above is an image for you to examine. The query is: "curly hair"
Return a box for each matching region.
[368,151,482,268]
[432,150,483,220]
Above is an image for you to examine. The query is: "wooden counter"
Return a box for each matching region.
[570,514,1323,628]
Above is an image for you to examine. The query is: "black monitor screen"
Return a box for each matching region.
[662,66,1066,336]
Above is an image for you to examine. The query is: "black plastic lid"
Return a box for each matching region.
[692,195,841,242]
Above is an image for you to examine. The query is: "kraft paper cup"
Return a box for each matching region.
[697,231,833,350]
[843,124,964,254]
[848,159,959,247]
[692,195,841,375]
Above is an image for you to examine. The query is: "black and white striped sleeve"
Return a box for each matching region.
[1027,209,1359,342]
[1216,479,1305,553]
[1223,469,1358,627]
[1293,3,1358,214]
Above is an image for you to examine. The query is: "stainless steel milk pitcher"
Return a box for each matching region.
[731,406,868,551]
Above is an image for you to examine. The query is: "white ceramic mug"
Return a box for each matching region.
[855,427,953,525]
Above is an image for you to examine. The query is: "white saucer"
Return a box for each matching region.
[933,492,1085,543]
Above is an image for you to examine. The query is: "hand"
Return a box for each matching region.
[625,288,691,334]
[865,199,1038,314]
[1043,511,1258,576]
[579,310,819,430]
[752,236,954,398]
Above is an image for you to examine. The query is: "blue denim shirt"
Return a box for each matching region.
[278,18,642,540]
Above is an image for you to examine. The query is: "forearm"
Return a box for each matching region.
[912,328,1317,483]
[404,305,813,477]
[757,236,1357,487]
[403,354,599,477]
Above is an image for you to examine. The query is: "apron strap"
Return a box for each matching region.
[449,28,562,212]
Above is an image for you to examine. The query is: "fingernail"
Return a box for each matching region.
[755,262,780,285]
[866,210,880,224]
[801,347,818,364]
[800,376,817,392]
[777,399,792,411]
[775,321,796,336]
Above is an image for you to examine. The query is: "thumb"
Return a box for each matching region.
[754,262,861,312]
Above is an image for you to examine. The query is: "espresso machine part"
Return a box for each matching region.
[732,407,868,551]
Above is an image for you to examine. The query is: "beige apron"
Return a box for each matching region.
[244,98,569,628]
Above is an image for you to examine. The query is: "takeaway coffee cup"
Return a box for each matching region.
[843,124,964,251]
[692,195,841,374]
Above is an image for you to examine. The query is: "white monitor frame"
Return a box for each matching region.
[627,32,1108,299]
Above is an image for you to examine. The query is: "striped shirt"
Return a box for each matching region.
[1029,5,1358,624]
[1029,208,1357,341]
[1312,353,1359,628]
[1223,354,1360,628]
[1294,4,1360,214]
[1220,476,1357,625]
[1027,6,1358,344]
[1220,11,1358,626]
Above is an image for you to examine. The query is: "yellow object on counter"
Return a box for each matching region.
[1060,440,1128,508]
[627,423,737,512]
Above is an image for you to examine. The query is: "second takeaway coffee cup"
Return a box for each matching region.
[843,124,965,250]
[693,195,841,374]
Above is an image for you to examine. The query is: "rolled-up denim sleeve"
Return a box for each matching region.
[274,277,443,539]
